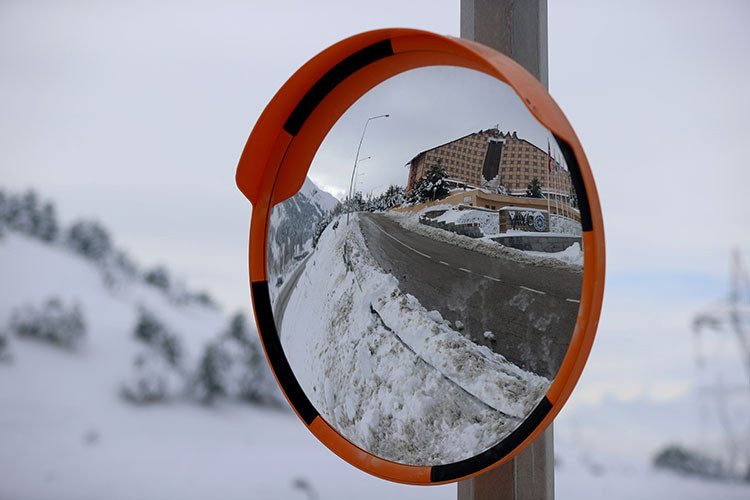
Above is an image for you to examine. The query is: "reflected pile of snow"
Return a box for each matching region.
[279,214,549,465]
[432,206,500,236]
[376,293,548,418]
[526,242,584,267]
[550,214,582,235]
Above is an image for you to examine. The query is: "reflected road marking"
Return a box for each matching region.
[367,215,575,301]
[520,285,546,295]
[374,224,432,259]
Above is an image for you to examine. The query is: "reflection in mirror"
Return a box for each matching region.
[266,66,583,465]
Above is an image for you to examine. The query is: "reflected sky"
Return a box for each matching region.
[310,66,564,200]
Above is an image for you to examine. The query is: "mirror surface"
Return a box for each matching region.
[266,66,583,465]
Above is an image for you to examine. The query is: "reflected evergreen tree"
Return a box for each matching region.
[410,164,449,203]
[525,177,543,198]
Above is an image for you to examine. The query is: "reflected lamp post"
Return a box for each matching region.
[347,114,388,222]
[355,156,371,193]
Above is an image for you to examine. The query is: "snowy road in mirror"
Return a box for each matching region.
[359,213,581,379]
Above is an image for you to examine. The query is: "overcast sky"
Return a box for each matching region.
[308,66,559,200]
[2,0,749,464]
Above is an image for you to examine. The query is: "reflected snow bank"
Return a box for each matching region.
[278,214,549,465]
[387,211,583,272]
[526,242,583,267]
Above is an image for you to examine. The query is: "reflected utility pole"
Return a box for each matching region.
[347,114,388,223]
[458,1,552,499]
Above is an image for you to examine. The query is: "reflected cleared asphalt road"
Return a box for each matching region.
[359,213,582,379]
[273,254,312,332]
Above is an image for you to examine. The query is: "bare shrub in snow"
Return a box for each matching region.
[653,444,733,481]
[8,297,86,349]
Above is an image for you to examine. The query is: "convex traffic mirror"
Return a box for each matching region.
[236,29,605,485]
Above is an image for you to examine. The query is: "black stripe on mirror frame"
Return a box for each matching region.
[554,133,592,232]
[430,396,552,483]
[251,280,319,425]
[283,39,395,136]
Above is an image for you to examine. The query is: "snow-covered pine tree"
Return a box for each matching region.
[8,297,86,349]
[37,202,59,242]
[525,177,543,198]
[412,164,449,203]
[122,308,186,404]
[121,351,183,404]
[132,306,183,369]
[192,312,282,407]
[0,190,60,242]
[193,341,230,403]
[65,219,113,261]
[367,184,406,211]
[144,266,170,291]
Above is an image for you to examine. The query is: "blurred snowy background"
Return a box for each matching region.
[1,1,749,499]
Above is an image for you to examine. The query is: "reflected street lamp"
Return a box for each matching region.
[347,114,389,222]
[355,156,371,191]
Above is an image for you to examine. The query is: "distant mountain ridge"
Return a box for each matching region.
[0,187,283,409]
[0,187,216,309]
[267,177,339,285]
[300,177,339,213]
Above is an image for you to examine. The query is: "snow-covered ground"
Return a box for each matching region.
[0,231,452,499]
[555,439,750,500]
[1,227,748,498]
[279,214,550,465]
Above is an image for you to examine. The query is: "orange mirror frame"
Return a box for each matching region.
[236,28,605,485]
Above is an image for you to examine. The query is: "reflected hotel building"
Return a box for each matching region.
[406,128,571,200]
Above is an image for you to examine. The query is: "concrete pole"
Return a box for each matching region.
[460,0,548,88]
[458,2,553,499]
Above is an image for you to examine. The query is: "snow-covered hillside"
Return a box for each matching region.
[300,176,339,213]
[266,177,340,299]
[1,203,747,499]
[0,229,455,500]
